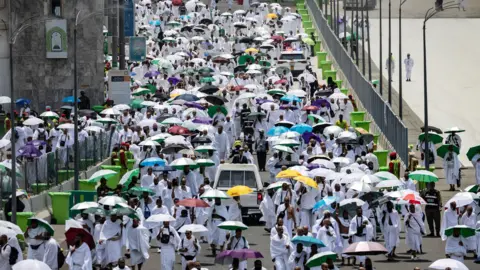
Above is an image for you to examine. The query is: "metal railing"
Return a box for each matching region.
[306,0,409,163]
[0,132,111,199]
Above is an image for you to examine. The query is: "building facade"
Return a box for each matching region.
[0,0,105,111]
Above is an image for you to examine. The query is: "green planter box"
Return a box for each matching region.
[316,52,327,67]
[296,3,305,9]
[100,165,122,189]
[58,170,74,182]
[31,183,49,194]
[334,80,343,88]
[79,179,97,191]
[8,212,34,231]
[296,0,304,4]
[320,60,332,72]
[49,192,71,224]
[354,121,371,132]
[113,159,135,170]
[305,28,315,35]
[374,150,390,167]
[303,21,312,28]
[314,41,321,53]
[92,105,104,114]
[373,134,380,145]
[69,190,97,217]
[326,15,332,25]
[350,111,365,126]
[379,166,389,172]
[323,70,337,81]
[340,88,349,96]
[298,9,308,15]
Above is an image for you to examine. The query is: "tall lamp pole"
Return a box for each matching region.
[355,0,359,66]
[361,0,365,75]
[388,0,392,105]
[423,1,459,170]
[366,3,372,81]
[379,0,383,95]
[398,0,407,119]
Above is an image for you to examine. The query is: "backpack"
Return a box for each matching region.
[37,129,47,141]
[7,244,18,265]
[57,246,66,268]
[13,129,19,143]
[160,227,172,244]
[172,0,182,6]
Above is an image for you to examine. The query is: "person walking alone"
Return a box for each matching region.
[404,54,414,81]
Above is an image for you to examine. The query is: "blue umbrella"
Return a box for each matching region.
[144,71,161,78]
[174,94,199,102]
[140,157,166,167]
[267,126,289,137]
[18,143,42,158]
[312,196,338,212]
[62,96,80,103]
[290,123,313,134]
[291,236,326,247]
[280,95,302,103]
[149,20,161,26]
[152,165,175,172]
[15,98,31,105]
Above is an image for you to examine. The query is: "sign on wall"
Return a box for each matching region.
[124,0,135,37]
[108,70,131,105]
[129,37,146,62]
[46,19,68,59]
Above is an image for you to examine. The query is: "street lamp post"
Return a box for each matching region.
[388,0,392,105]
[423,1,459,170]
[379,0,383,95]
[355,0,359,66]
[361,0,365,75]
[399,0,407,119]
[366,3,372,81]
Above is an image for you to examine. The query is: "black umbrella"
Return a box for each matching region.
[205,95,227,106]
[78,109,97,118]
[336,137,358,145]
[358,133,374,144]
[199,18,212,25]
[239,37,253,44]
[234,65,247,73]
[199,85,220,95]
[312,122,332,133]
[193,27,205,32]
[161,144,189,154]
[181,25,193,32]
[307,155,330,163]
[360,192,383,203]
[247,112,266,119]
[420,126,443,134]
[191,136,212,145]
[156,114,175,122]
[275,121,294,128]
[174,94,200,102]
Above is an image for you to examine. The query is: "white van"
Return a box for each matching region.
[213,164,264,221]
[278,51,309,77]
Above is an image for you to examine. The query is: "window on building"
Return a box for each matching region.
[52,0,62,17]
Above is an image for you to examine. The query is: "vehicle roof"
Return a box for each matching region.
[217,163,259,171]
[280,50,305,54]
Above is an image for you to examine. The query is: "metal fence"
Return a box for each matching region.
[306,0,409,163]
[0,132,111,198]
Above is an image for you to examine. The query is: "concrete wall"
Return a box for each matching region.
[9,0,105,111]
[0,2,10,98]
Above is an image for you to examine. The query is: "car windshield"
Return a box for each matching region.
[280,53,305,60]
[217,170,257,188]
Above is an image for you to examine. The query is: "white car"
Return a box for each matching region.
[213,164,264,221]
[278,51,310,77]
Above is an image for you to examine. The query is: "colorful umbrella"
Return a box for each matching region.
[27,217,54,235]
[218,221,248,231]
[18,144,42,158]
[227,185,253,196]
[267,126,289,136]
[207,105,227,117]
[276,169,303,178]
[306,251,337,268]
[312,196,337,212]
[342,241,388,255]
[444,225,476,238]
[291,236,326,247]
[65,227,95,249]
[418,132,443,144]
[293,176,318,188]
[466,145,480,160]
[290,123,313,134]
[88,169,118,182]
[200,189,230,199]
[437,144,460,158]
[177,198,210,208]
[140,157,167,167]
[167,125,192,135]
[408,170,438,183]
[128,187,155,196]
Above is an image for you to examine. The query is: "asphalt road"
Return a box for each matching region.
[363,0,480,18]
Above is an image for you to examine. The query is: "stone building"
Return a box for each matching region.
[0,0,105,111]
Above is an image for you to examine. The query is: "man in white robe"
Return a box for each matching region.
[226,229,250,270]
[126,219,150,270]
[276,197,296,239]
[337,210,351,264]
[43,232,59,270]
[380,201,400,259]
[229,196,243,222]
[270,227,291,270]
[443,149,461,190]
[208,198,229,255]
[214,126,230,160]
[316,220,337,253]
[259,189,276,231]
[66,235,92,270]
[288,243,308,270]
[99,214,123,267]
[24,219,47,260]
[404,54,414,81]
[295,183,316,230]
[157,221,181,270]
[471,153,480,184]
[348,207,373,265]
[404,204,424,260]
[441,202,459,240]
[267,153,280,183]
[445,227,467,262]
[460,206,477,255]
[179,231,200,270]
[141,168,155,188]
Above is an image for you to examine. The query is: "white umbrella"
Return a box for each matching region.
[349,182,372,193]
[339,198,365,207]
[311,159,336,170]
[360,174,381,184]
[0,220,22,235]
[0,227,18,238]
[298,73,316,83]
[98,195,127,206]
[171,157,197,168]
[0,96,11,104]
[218,221,249,231]
[308,168,334,178]
[164,135,188,145]
[274,139,301,147]
[246,64,262,70]
[58,123,75,129]
[146,214,176,223]
[139,140,161,147]
[279,131,301,139]
[0,139,10,149]
[70,201,99,210]
[88,169,118,181]
[233,10,246,15]
[150,133,172,142]
[200,189,230,199]
[65,219,84,231]
[84,126,103,133]
[23,117,44,126]
[190,58,206,65]
[12,259,51,270]
[429,259,468,270]
[96,117,118,125]
[287,89,307,97]
[340,172,365,184]
[195,145,216,152]
[266,181,291,190]
[323,126,343,137]
[113,104,130,111]
[161,117,183,125]
[141,101,157,107]
[331,157,351,167]
[39,111,60,118]
[329,92,348,100]
[273,145,295,154]
[178,224,208,233]
[374,171,399,181]
[375,179,404,189]
[338,131,357,140]
[261,102,279,111]
[138,119,157,128]
[100,108,121,116]
[445,192,479,208]
[246,69,262,75]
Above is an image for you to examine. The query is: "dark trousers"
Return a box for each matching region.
[425,207,441,235]
[257,151,267,171]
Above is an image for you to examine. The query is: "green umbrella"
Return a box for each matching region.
[27,217,54,236]
[371,79,379,85]
[302,37,315,45]
[247,112,266,119]
[307,114,326,123]
[436,144,460,158]
[217,221,248,231]
[88,169,118,183]
[112,204,137,216]
[196,159,215,167]
[238,55,254,65]
[445,225,476,238]
[143,84,157,93]
[466,145,480,160]
[166,21,181,27]
[119,169,140,186]
[195,145,216,153]
[207,105,227,117]
[200,76,215,83]
[128,187,155,196]
[132,87,152,96]
[409,170,438,183]
[0,164,23,178]
[418,132,443,144]
[464,184,480,193]
[258,60,271,67]
[130,99,145,109]
[306,251,337,268]
[267,89,287,96]
[83,207,107,216]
